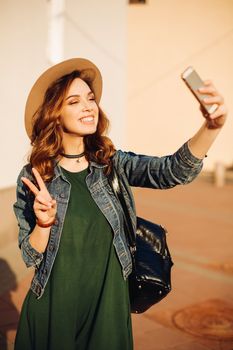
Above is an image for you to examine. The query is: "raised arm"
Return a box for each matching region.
[114,142,203,189]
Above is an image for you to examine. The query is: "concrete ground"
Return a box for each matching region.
[0,176,233,350]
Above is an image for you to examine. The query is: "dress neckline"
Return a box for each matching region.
[60,166,89,175]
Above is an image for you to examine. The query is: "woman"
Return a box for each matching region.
[13,58,227,350]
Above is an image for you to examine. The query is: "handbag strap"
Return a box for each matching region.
[108,165,136,254]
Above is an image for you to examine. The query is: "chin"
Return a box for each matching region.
[80,126,98,136]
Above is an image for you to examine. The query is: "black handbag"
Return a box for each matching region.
[109,166,174,314]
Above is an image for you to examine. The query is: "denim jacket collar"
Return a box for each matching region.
[53,160,108,182]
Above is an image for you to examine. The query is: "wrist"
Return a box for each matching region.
[36,217,56,228]
[205,115,226,130]
[206,120,222,130]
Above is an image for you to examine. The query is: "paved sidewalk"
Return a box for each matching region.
[0,177,233,350]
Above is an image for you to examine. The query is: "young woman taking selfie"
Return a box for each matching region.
[13,58,227,350]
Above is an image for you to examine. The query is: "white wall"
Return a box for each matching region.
[127,0,233,170]
[64,0,126,149]
[0,0,126,189]
[0,0,49,189]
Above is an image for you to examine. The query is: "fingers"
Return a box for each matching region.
[201,95,224,105]
[21,177,39,196]
[34,198,57,211]
[202,79,213,86]
[34,199,57,225]
[35,194,53,208]
[198,79,218,94]
[34,203,53,211]
[209,104,227,119]
[197,79,228,128]
[198,80,225,117]
[22,167,52,201]
[198,85,219,96]
[32,168,47,191]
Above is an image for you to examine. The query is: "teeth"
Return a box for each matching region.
[80,116,94,122]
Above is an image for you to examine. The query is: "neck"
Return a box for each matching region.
[62,133,85,154]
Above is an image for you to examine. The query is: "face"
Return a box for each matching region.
[59,78,99,137]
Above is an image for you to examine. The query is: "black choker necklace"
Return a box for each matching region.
[61,152,85,163]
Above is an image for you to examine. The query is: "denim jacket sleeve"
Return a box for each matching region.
[13,165,44,268]
[113,141,203,189]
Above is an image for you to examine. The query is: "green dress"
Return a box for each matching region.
[15,166,133,350]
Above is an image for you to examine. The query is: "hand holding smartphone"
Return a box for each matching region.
[181,66,218,116]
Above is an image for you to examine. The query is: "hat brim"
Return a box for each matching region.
[24,57,102,139]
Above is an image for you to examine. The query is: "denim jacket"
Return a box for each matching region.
[13,141,203,299]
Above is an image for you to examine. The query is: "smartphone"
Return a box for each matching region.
[181,66,218,115]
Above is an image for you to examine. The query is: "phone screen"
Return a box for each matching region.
[182,67,217,115]
[183,69,203,92]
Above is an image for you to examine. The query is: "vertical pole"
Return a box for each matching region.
[214,162,225,187]
[47,0,65,64]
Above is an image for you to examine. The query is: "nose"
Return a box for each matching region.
[82,98,92,111]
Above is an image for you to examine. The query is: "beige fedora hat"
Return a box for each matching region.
[24,57,103,139]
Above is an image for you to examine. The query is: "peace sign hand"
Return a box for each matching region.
[21,168,57,226]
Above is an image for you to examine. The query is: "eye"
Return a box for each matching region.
[69,100,79,105]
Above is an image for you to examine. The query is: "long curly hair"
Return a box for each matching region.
[29,69,116,182]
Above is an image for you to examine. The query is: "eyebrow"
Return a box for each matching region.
[65,91,95,100]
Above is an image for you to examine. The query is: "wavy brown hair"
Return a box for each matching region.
[29,69,116,182]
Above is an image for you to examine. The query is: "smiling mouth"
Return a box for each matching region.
[79,116,94,123]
